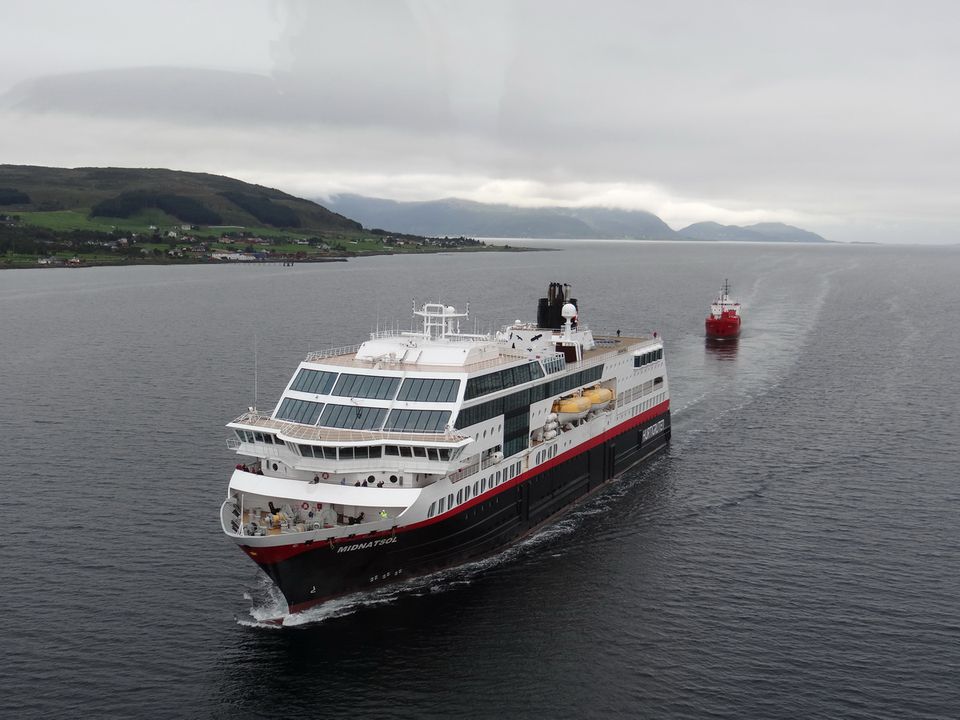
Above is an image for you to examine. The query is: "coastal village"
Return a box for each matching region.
[1,214,488,267]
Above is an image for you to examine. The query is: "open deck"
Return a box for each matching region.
[302,332,654,373]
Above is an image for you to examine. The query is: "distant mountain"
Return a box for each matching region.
[323,195,681,240]
[679,221,830,243]
[0,165,361,231]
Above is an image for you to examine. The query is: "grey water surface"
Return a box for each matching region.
[2,241,958,719]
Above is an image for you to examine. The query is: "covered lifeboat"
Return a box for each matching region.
[551,395,592,423]
[582,386,613,411]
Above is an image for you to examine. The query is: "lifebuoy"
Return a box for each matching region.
[321,472,330,480]
[301,502,309,510]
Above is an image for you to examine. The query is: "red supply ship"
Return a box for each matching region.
[705,279,741,340]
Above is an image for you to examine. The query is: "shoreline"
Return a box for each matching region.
[0,244,547,270]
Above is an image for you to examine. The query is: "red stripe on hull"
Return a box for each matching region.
[236,399,670,566]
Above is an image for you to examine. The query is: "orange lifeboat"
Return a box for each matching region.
[551,395,591,423]
[582,386,613,411]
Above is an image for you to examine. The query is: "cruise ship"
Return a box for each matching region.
[220,283,671,614]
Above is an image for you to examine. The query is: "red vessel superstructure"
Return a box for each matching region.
[705,279,741,339]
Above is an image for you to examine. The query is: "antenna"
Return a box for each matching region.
[253,332,258,412]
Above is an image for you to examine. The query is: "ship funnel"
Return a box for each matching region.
[536,282,578,329]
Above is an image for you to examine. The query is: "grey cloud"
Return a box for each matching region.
[1,0,959,242]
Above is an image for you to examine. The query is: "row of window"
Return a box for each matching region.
[397,377,460,403]
[290,369,462,403]
[291,369,338,395]
[464,361,545,400]
[334,373,399,400]
[634,347,663,368]
[455,365,604,429]
[535,443,558,465]
[275,399,451,434]
[294,444,455,461]
[235,429,285,445]
[276,398,323,425]
[617,377,662,407]
[382,409,451,433]
[426,461,523,518]
[321,404,386,431]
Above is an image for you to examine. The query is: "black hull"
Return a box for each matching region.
[248,410,671,612]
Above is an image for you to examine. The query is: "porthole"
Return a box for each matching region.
[272,463,278,471]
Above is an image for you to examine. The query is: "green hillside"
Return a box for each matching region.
[0,164,361,231]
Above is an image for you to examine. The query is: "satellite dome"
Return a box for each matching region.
[561,303,577,319]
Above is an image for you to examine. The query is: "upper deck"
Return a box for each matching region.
[302,332,654,375]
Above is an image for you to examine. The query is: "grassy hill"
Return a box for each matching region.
[0,164,361,231]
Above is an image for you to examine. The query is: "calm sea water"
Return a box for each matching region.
[2,241,958,719]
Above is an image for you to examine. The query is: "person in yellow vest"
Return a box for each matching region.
[379,509,388,519]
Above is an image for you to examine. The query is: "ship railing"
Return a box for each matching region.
[305,343,364,362]
[480,455,501,470]
[231,410,469,445]
[447,457,481,484]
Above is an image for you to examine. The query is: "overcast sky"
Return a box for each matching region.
[2,0,958,243]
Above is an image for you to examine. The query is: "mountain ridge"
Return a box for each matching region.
[323,194,830,242]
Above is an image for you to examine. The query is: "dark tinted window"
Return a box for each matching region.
[397,377,461,403]
[465,362,545,400]
[276,398,324,424]
[332,373,400,400]
[319,404,387,430]
[290,369,338,394]
[384,409,451,433]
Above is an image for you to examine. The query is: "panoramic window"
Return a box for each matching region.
[397,377,461,403]
[318,404,386,430]
[384,409,451,433]
[464,361,546,400]
[290,369,338,395]
[332,373,400,400]
[276,398,324,424]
